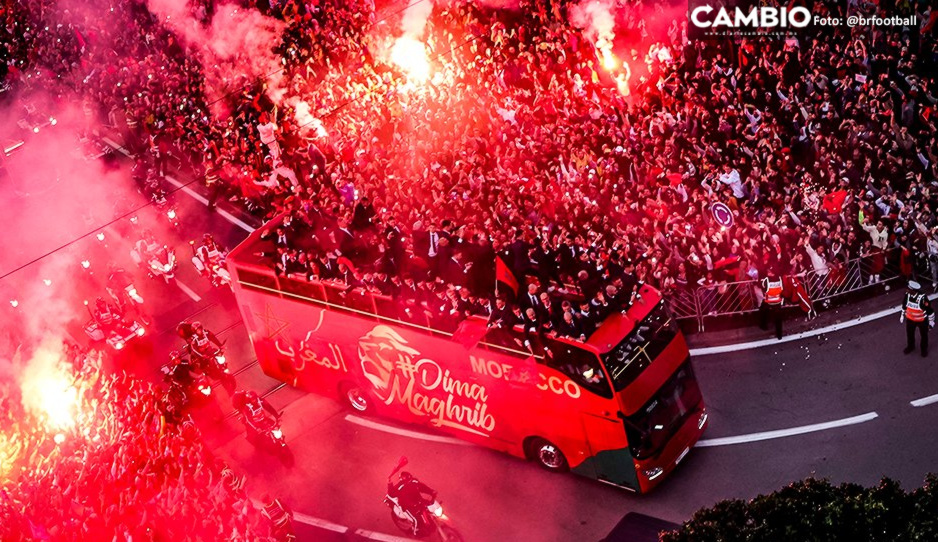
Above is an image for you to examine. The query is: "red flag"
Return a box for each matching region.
[783,276,813,314]
[452,318,488,349]
[822,190,848,214]
[495,256,519,295]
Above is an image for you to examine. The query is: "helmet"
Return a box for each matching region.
[192,321,204,331]
[909,280,922,291]
[95,297,107,307]
[203,233,214,242]
[399,471,414,482]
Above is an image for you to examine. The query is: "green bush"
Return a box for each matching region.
[661,475,938,542]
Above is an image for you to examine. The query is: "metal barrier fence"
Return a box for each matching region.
[668,248,935,332]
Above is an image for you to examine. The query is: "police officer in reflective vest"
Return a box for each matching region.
[760,271,785,340]
[901,281,935,357]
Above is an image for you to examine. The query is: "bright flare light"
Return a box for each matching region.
[96,232,105,241]
[20,343,80,431]
[81,260,91,269]
[601,48,618,71]
[390,36,430,83]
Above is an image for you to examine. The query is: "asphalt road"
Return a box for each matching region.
[8,146,938,542]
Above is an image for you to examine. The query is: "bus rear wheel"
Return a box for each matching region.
[528,438,568,472]
[340,383,374,415]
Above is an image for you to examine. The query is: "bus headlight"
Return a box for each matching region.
[698,410,708,430]
[644,467,664,480]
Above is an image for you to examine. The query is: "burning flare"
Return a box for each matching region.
[391,36,430,84]
[19,340,79,431]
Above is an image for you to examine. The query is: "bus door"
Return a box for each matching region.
[580,411,641,491]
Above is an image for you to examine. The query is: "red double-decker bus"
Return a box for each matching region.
[227,218,708,492]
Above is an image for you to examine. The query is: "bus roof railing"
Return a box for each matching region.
[228,212,662,356]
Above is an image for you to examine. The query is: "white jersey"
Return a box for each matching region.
[257,122,277,144]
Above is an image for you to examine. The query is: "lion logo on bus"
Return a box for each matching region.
[358,325,419,394]
[357,325,496,435]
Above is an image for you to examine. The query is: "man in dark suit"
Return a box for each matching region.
[555,310,585,341]
[520,283,543,313]
[315,252,338,280]
[441,251,469,287]
[487,297,516,329]
[334,218,357,258]
[352,197,376,231]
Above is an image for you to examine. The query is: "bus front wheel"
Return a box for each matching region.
[340,383,374,415]
[527,438,568,472]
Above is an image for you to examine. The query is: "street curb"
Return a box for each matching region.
[690,293,938,356]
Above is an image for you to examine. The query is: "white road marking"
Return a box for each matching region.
[695,411,879,448]
[175,279,202,302]
[164,175,256,233]
[345,415,471,446]
[250,499,417,541]
[102,137,257,233]
[352,528,419,542]
[690,293,938,356]
[292,511,350,533]
[910,394,938,408]
[102,136,131,157]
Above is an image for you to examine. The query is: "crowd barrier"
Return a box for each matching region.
[666,248,936,332]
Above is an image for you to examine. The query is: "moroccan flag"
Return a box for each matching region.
[495,256,519,295]
[783,275,814,314]
[452,318,488,349]
[822,190,848,214]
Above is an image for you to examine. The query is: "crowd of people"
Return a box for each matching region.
[6,0,938,342]
[0,344,280,541]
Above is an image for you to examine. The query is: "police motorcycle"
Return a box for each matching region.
[160,350,213,409]
[384,457,463,541]
[130,230,177,283]
[105,264,149,325]
[83,297,145,351]
[232,390,292,466]
[190,233,231,288]
[179,321,236,393]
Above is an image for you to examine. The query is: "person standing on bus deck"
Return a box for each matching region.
[901,281,935,357]
[759,270,784,340]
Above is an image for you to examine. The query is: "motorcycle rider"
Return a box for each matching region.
[91,297,123,333]
[195,233,231,286]
[134,230,174,280]
[186,321,224,359]
[197,233,226,270]
[261,494,295,541]
[388,471,438,535]
[232,389,280,433]
[183,321,235,391]
[134,229,161,262]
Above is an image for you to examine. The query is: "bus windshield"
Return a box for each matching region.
[601,301,678,391]
[622,360,702,459]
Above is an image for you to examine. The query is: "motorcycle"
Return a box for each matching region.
[237,404,293,466]
[190,345,236,393]
[106,267,150,325]
[190,240,232,288]
[131,243,177,283]
[161,359,213,407]
[83,300,145,350]
[384,459,463,541]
